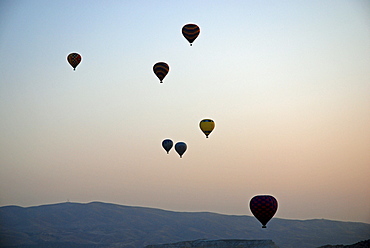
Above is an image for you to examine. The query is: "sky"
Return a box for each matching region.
[0,0,369,225]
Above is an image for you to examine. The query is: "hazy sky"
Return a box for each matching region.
[1,0,369,224]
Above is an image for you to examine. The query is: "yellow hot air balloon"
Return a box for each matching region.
[199,119,215,138]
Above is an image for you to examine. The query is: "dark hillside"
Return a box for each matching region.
[0,202,369,248]
[318,239,370,247]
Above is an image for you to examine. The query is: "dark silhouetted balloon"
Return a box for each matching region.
[175,142,187,158]
[199,119,215,138]
[153,62,169,83]
[67,53,82,71]
[162,139,173,154]
[182,24,200,46]
[249,195,278,228]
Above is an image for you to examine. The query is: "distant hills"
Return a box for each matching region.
[145,239,280,248]
[145,239,370,248]
[318,239,370,248]
[0,202,369,248]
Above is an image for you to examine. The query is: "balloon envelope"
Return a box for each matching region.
[162,139,173,154]
[199,119,215,138]
[175,142,187,158]
[67,53,82,70]
[153,62,169,83]
[182,24,200,46]
[249,195,278,228]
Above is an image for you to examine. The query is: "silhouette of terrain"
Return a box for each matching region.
[318,239,370,248]
[145,239,280,248]
[0,202,369,248]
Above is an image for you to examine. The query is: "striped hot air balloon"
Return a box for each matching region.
[153,62,169,83]
[67,53,82,71]
[182,24,200,46]
[249,195,278,228]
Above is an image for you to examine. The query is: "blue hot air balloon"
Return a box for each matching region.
[162,139,173,154]
[175,142,187,158]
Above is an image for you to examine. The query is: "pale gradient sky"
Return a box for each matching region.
[0,0,369,225]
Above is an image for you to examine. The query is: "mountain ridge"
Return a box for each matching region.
[145,239,280,248]
[2,201,368,225]
[1,201,369,248]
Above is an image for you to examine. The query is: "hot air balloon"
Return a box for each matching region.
[199,119,215,138]
[153,62,169,83]
[175,142,187,158]
[162,139,173,154]
[67,53,82,71]
[249,195,278,228]
[182,24,200,46]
